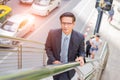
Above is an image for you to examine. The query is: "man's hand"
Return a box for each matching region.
[52,60,62,64]
[75,57,84,66]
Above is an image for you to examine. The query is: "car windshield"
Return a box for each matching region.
[0,9,6,14]
[1,21,15,32]
[34,0,50,6]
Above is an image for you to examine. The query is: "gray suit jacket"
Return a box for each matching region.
[45,29,85,64]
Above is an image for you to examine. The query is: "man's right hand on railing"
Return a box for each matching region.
[75,56,84,66]
[52,60,62,64]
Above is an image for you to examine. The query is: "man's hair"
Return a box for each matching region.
[96,34,100,38]
[60,12,76,22]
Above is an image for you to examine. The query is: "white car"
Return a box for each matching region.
[0,14,35,45]
[20,0,34,4]
[31,0,61,16]
[0,0,10,5]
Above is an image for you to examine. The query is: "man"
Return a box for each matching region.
[45,12,85,80]
[86,36,94,57]
[90,34,102,59]
[108,5,114,23]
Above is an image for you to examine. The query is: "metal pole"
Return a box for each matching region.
[43,52,47,66]
[17,44,22,69]
[94,0,105,35]
[94,8,103,34]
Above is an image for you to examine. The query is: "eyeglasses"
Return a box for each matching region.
[61,22,73,25]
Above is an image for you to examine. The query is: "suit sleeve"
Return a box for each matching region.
[45,30,56,63]
[78,34,85,57]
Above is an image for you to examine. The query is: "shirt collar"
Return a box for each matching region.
[62,32,71,40]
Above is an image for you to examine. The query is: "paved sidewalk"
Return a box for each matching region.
[100,1,120,80]
[109,0,120,30]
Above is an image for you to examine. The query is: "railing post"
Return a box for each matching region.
[43,52,47,66]
[17,44,22,69]
[75,67,84,80]
[102,44,109,70]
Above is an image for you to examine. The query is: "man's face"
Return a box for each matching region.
[61,17,75,35]
[96,36,99,41]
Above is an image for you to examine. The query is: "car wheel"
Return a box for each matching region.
[46,11,49,16]
[57,2,60,7]
[2,1,6,5]
[19,1,23,4]
[30,24,35,32]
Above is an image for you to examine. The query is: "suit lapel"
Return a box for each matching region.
[55,29,62,56]
[68,31,74,55]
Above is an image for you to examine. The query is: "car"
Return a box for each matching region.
[0,14,35,46]
[0,5,12,22]
[19,0,34,4]
[0,0,10,5]
[31,0,61,16]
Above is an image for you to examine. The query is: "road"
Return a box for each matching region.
[7,0,95,42]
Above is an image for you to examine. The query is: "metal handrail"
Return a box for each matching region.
[84,42,109,80]
[0,35,46,71]
[0,35,45,45]
[0,35,109,80]
[74,42,109,80]
[0,59,98,80]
